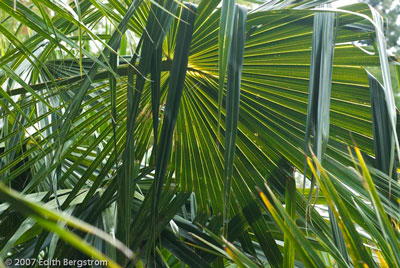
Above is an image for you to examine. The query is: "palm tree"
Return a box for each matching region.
[0,0,399,267]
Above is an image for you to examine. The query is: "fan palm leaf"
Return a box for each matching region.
[0,0,399,267]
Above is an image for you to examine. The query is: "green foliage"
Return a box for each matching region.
[0,0,399,267]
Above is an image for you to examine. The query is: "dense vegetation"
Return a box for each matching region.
[0,0,400,267]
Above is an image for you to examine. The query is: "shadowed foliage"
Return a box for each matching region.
[0,0,400,267]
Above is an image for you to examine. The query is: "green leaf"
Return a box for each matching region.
[194,0,220,31]
[369,7,400,165]
[117,0,178,262]
[354,147,400,266]
[150,47,162,153]
[308,155,377,268]
[217,0,237,144]
[242,201,283,268]
[367,72,397,195]
[258,186,325,268]
[161,230,212,268]
[54,0,142,144]
[223,4,247,234]
[222,237,260,268]
[283,177,296,268]
[150,1,197,244]
[118,0,178,245]
[0,182,132,265]
[303,8,348,261]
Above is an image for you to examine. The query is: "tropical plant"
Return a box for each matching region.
[0,0,399,267]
